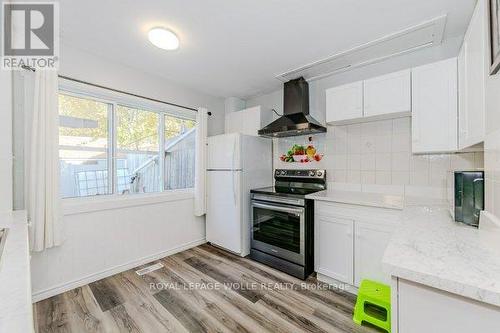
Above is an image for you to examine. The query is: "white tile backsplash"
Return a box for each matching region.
[451,153,476,170]
[348,154,361,170]
[376,135,392,153]
[273,117,484,199]
[347,170,361,183]
[361,153,376,171]
[393,117,411,134]
[392,133,411,153]
[376,153,392,171]
[410,170,430,186]
[376,171,392,185]
[361,171,376,184]
[391,152,410,171]
[392,171,410,185]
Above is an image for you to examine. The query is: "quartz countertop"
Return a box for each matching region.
[0,210,34,333]
[382,201,500,308]
[305,189,404,210]
[306,189,500,308]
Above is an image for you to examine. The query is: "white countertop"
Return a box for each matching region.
[383,202,500,308]
[307,189,500,308]
[0,210,34,333]
[306,189,405,210]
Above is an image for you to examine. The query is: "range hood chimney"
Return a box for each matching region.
[258,77,327,138]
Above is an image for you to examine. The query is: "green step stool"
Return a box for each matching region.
[353,279,391,333]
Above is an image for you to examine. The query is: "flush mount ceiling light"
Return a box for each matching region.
[148,27,180,50]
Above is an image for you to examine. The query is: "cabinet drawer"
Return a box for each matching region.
[316,201,401,224]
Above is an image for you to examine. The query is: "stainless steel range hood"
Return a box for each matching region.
[258,77,327,138]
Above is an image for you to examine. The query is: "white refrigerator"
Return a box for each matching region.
[206,133,272,256]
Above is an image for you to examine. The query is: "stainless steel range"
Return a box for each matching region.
[249,169,326,279]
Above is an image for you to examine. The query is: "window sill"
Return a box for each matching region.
[62,189,195,216]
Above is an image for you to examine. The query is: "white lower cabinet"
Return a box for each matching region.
[394,279,500,333]
[354,219,394,287]
[316,215,354,284]
[315,201,400,288]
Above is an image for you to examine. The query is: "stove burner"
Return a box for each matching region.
[251,169,326,198]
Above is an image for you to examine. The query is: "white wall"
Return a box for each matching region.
[31,194,205,300]
[224,97,246,114]
[30,44,222,300]
[0,70,13,213]
[59,44,225,136]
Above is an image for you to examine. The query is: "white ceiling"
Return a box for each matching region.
[59,0,476,98]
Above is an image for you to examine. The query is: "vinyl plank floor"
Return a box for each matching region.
[35,244,379,333]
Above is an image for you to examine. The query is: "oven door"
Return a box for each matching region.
[251,200,305,265]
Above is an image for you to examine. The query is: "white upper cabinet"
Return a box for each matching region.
[325,81,363,123]
[412,58,458,154]
[458,0,486,149]
[225,106,272,136]
[326,70,411,125]
[363,69,411,118]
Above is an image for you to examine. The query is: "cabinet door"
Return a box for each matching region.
[354,220,394,287]
[225,107,262,136]
[363,69,411,118]
[398,280,500,333]
[412,57,458,153]
[316,215,354,284]
[458,43,467,147]
[225,112,237,134]
[325,81,363,123]
[458,0,486,148]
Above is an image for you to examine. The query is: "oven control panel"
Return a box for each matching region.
[275,169,326,179]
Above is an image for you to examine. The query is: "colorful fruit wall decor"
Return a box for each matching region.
[279,137,323,163]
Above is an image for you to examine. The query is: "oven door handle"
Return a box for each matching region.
[252,202,304,215]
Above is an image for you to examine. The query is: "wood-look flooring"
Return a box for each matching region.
[34,244,379,333]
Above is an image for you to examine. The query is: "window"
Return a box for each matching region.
[164,115,196,190]
[116,105,160,194]
[58,90,196,198]
[59,94,110,198]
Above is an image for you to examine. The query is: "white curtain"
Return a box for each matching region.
[194,107,208,216]
[27,70,62,252]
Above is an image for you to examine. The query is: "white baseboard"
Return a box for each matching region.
[32,238,206,303]
[316,272,358,295]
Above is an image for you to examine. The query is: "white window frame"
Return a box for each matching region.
[58,78,198,208]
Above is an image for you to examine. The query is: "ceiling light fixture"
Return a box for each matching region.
[148,27,180,50]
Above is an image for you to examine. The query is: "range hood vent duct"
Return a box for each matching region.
[276,15,447,82]
[258,77,327,138]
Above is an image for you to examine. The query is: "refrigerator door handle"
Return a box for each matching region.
[233,171,237,204]
[232,137,237,204]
